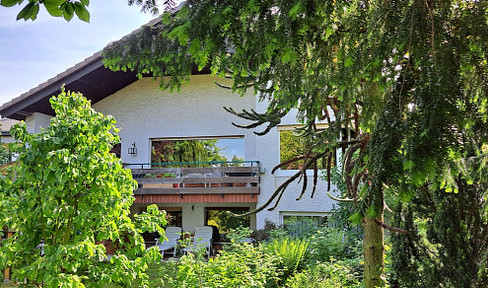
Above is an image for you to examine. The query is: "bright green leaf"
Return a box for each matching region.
[43,0,65,5]
[403,160,414,171]
[74,2,90,22]
[16,2,38,21]
[366,206,378,218]
[62,2,75,21]
[1,0,22,7]
[348,212,362,225]
[288,2,304,20]
[344,56,354,68]
[44,4,63,17]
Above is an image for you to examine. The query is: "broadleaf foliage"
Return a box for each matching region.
[103,1,488,286]
[0,88,166,287]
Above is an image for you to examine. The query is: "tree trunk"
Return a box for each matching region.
[364,207,385,288]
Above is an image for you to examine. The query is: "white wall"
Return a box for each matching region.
[22,74,338,231]
[253,99,338,229]
[24,112,52,134]
[93,75,257,164]
[0,135,14,144]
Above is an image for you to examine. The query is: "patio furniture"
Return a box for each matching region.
[155,226,182,257]
[183,226,213,257]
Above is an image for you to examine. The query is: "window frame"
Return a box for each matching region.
[204,207,251,233]
[277,124,328,175]
[149,135,245,164]
[279,211,331,226]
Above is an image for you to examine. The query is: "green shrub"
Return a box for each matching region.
[159,230,279,288]
[226,226,253,243]
[251,220,287,241]
[306,227,363,263]
[263,237,309,287]
[285,258,364,288]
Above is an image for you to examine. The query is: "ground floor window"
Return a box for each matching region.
[163,207,183,227]
[282,213,329,238]
[205,207,250,235]
[139,206,182,227]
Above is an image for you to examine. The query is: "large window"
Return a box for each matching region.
[279,125,328,170]
[205,207,250,234]
[151,136,245,165]
[282,213,329,238]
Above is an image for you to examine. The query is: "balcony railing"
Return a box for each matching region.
[124,161,260,195]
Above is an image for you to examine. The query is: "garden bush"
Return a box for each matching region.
[251,220,287,242]
[158,229,279,288]
[263,237,309,287]
[285,258,364,288]
[306,226,363,263]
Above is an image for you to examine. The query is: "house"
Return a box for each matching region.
[0,21,337,236]
[0,118,19,144]
[0,117,19,166]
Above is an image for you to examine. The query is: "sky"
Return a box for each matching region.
[0,1,157,109]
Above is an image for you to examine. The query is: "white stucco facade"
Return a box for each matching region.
[22,74,337,231]
[24,112,51,134]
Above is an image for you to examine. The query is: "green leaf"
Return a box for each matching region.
[62,2,74,21]
[288,2,304,20]
[43,0,65,5]
[366,206,378,218]
[74,2,90,22]
[344,56,354,68]
[399,189,414,202]
[80,0,90,6]
[348,212,362,225]
[16,2,39,21]
[1,0,22,7]
[167,22,190,46]
[403,160,414,171]
[44,4,63,17]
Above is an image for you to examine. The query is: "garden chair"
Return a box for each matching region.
[155,226,182,257]
[183,226,213,257]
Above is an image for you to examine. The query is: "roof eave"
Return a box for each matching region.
[0,53,104,120]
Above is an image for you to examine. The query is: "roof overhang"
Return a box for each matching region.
[0,6,209,121]
[0,52,142,120]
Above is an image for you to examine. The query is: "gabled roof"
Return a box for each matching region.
[0,16,168,121]
[0,8,209,121]
[0,118,20,133]
[0,51,143,120]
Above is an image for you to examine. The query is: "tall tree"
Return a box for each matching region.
[0,0,174,22]
[102,1,488,287]
[0,88,165,287]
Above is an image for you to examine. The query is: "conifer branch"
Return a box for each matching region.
[327,192,355,202]
[214,81,254,90]
[374,219,407,235]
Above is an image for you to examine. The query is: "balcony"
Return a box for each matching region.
[125,161,260,197]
